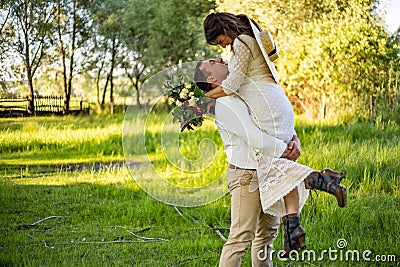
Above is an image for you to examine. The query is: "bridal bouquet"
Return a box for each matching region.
[164,75,207,132]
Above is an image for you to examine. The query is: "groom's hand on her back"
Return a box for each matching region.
[280,145,292,159]
[285,135,301,161]
[286,141,301,161]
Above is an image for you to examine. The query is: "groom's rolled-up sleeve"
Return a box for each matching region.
[215,97,287,158]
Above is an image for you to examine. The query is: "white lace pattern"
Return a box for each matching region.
[256,153,313,217]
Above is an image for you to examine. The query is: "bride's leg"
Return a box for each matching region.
[283,187,299,215]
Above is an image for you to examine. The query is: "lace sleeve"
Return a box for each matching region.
[221,35,254,95]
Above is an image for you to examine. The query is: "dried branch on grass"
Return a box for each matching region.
[127,230,169,242]
[207,225,227,242]
[16,238,168,249]
[173,206,228,242]
[169,251,210,267]
[17,216,63,230]
[108,225,152,233]
[173,206,185,218]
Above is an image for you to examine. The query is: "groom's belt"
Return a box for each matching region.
[229,164,256,171]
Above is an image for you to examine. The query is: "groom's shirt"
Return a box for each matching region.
[215,96,287,169]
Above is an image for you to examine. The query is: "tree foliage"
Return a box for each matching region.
[1,0,398,120]
[0,0,216,113]
[217,0,399,120]
[88,0,217,110]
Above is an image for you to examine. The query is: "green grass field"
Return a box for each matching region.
[0,111,399,266]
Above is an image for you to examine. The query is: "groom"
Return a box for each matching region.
[194,58,301,267]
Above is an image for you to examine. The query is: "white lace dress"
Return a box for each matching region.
[221,34,314,217]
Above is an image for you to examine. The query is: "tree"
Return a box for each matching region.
[80,33,109,108]
[89,0,125,114]
[121,50,148,109]
[52,0,91,113]
[0,1,13,81]
[144,0,217,68]
[125,0,217,106]
[4,0,55,113]
[101,37,118,114]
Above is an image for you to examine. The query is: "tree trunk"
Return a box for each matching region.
[101,72,110,109]
[23,0,35,114]
[124,64,143,110]
[57,3,68,114]
[134,66,144,109]
[135,82,142,109]
[109,38,117,115]
[96,62,104,107]
[27,72,35,114]
[63,0,77,114]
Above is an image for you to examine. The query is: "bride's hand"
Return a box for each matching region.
[280,145,292,158]
[285,142,300,161]
[205,86,227,99]
[286,136,301,161]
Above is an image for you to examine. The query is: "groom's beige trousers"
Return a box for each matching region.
[219,168,279,267]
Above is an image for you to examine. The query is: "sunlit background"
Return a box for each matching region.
[379,0,400,33]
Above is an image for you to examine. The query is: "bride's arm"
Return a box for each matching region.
[220,35,254,95]
[205,86,227,98]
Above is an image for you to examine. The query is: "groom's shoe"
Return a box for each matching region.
[305,172,347,207]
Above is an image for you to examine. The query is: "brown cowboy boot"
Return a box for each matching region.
[305,171,347,207]
[282,213,306,257]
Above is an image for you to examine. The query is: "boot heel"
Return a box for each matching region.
[336,185,347,207]
[292,225,306,250]
[298,232,306,249]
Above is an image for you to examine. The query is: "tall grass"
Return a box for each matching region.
[0,112,399,266]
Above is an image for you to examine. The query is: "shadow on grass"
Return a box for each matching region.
[0,114,125,131]
[0,161,144,177]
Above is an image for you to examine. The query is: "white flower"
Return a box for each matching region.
[179,91,188,99]
[189,92,194,97]
[182,88,189,94]
[176,100,182,106]
[188,97,197,106]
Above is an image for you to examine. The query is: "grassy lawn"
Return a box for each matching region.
[0,111,399,266]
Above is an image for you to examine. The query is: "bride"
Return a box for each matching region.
[194,11,347,256]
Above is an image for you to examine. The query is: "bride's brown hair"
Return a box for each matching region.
[203,12,261,53]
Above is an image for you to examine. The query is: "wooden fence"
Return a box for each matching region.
[0,96,90,117]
